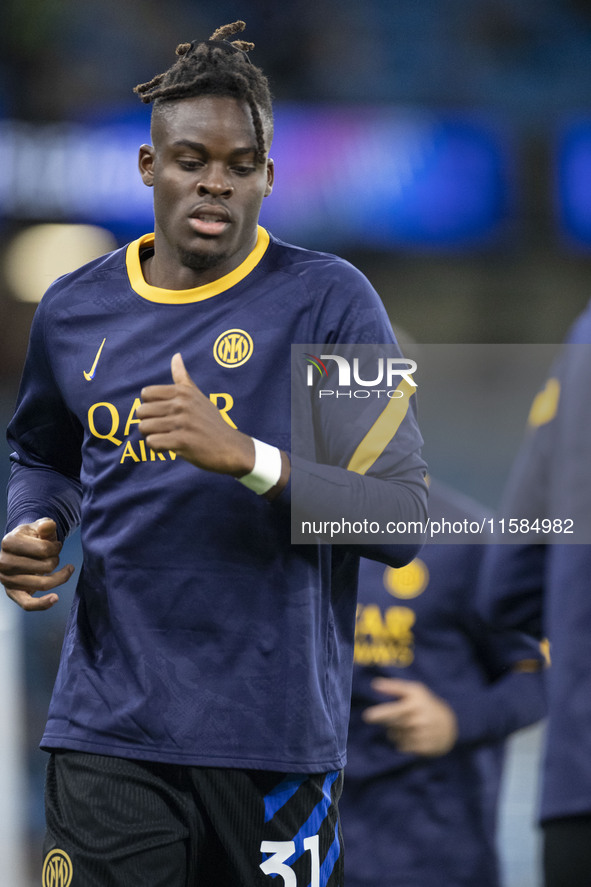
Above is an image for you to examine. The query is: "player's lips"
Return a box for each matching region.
[188,204,231,237]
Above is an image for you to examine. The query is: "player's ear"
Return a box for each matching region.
[138,144,155,187]
[264,157,274,197]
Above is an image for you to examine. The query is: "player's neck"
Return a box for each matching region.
[141,233,259,291]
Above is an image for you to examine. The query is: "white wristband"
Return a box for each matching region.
[237,437,282,495]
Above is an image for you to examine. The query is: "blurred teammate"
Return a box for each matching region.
[0,22,427,887]
[341,479,546,887]
[479,303,591,887]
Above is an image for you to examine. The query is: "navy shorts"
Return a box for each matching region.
[42,750,344,887]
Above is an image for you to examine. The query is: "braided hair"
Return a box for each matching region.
[134,21,273,163]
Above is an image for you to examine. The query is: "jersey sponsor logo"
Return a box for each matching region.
[42,849,73,887]
[213,329,254,368]
[83,337,107,381]
[383,558,429,599]
[354,602,416,666]
[87,393,236,463]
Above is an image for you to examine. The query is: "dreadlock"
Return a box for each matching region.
[133,21,273,163]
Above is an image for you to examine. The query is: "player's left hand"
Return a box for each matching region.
[362,677,459,757]
[137,353,255,475]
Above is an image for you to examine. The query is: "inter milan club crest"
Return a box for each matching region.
[213,329,254,368]
[42,849,73,887]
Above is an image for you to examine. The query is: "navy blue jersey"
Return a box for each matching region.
[341,480,545,887]
[479,302,591,823]
[6,228,426,772]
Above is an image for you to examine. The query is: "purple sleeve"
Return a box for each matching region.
[6,299,83,541]
[6,462,82,542]
[450,665,546,745]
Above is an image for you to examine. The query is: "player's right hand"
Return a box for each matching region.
[0,518,75,611]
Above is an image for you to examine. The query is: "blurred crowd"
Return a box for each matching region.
[2,0,591,121]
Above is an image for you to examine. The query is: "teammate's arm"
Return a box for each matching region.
[362,677,459,757]
[362,660,546,756]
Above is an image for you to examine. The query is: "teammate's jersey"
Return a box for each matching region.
[6,227,426,772]
[341,480,545,887]
[479,301,591,823]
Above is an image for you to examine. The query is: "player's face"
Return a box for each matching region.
[138,95,274,287]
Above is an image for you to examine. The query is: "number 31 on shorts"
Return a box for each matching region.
[260,835,320,887]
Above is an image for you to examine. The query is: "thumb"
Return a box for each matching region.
[171,352,195,387]
[31,518,58,541]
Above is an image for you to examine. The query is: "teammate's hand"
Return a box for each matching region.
[362,677,459,757]
[137,353,255,476]
[0,518,75,611]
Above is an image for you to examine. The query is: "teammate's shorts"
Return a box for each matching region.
[543,815,591,887]
[42,750,344,887]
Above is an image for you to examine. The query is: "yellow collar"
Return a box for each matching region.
[126,226,270,304]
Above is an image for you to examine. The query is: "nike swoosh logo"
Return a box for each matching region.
[83,338,107,381]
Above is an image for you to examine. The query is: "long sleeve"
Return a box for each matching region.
[6,297,83,541]
[451,663,546,745]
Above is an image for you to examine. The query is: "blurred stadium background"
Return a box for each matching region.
[4,0,591,882]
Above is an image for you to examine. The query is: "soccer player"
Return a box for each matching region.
[340,479,546,887]
[479,303,591,887]
[0,22,427,887]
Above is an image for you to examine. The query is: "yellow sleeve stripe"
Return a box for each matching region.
[346,378,416,476]
[527,377,560,428]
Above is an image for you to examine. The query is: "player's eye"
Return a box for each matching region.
[178,159,204,171]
